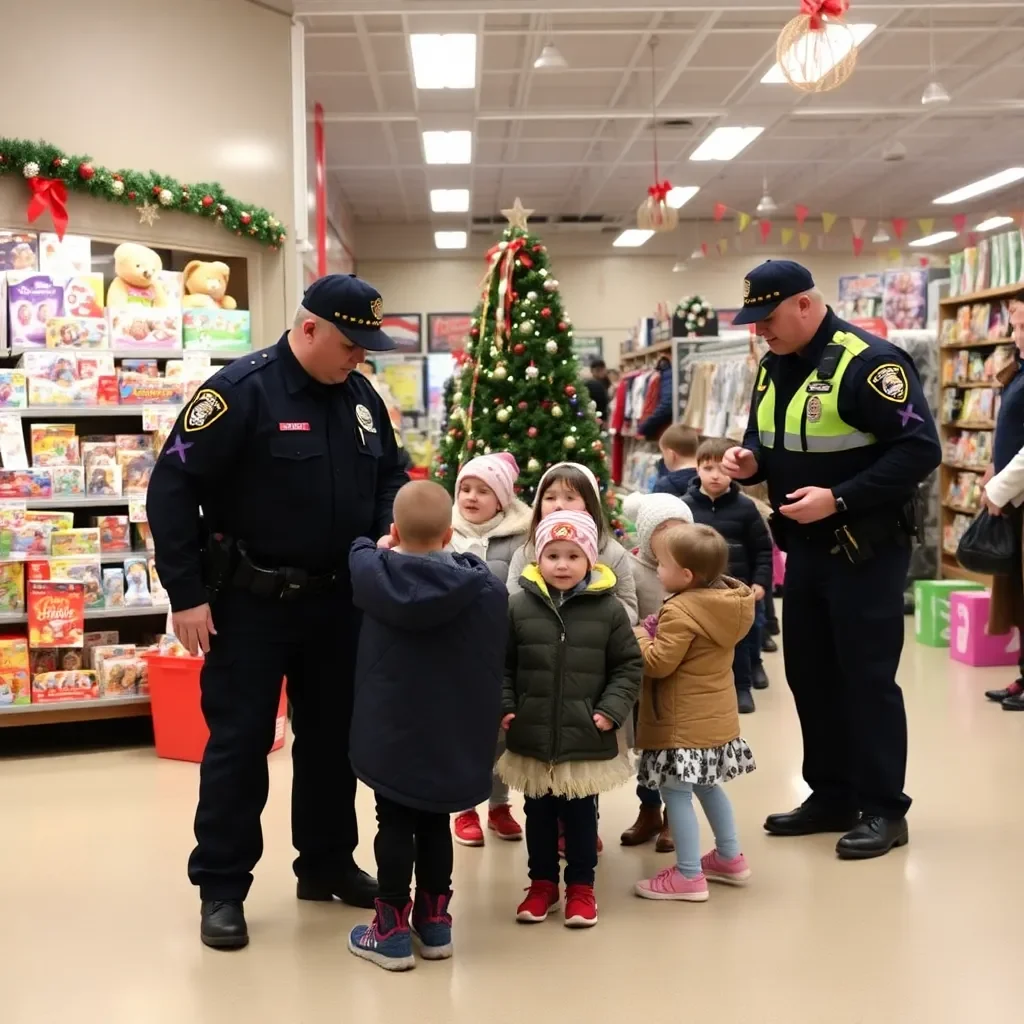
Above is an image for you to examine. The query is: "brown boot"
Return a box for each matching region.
[620,806,664,846]
[655,824,675,853]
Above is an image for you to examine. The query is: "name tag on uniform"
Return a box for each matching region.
[279,422,311,431]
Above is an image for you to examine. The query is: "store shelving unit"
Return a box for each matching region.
[936,282,1021,581]
[0,693,151,728]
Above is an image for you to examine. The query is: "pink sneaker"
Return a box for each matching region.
[453,810,484,847]
[701,849,751,885]
[634,866,708,902]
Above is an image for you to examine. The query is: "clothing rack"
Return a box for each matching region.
[675,338,756,442]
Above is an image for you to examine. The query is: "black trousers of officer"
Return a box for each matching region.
[782,536,912,821]
[188,586,360,901]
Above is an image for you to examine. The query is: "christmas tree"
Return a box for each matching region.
[434,199,618,522]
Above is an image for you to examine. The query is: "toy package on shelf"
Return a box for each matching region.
[45,316,108,349]
[28,579,85,648]
[148,558,167,603]
[49,528,101,556]
[950,388,998,425]
[0,370,28,409]
[75,352,116,380]
[0,231,38,272]
[83,631,119,668]
[0,414,28,468]
[976,238,991,292]
[946,471,982,513]
[99,656,147,697]
[38,233,91,277]
[32,670,99,703]
[51,466,85,496]
[943,513,974,556]
[92,643,136,679]
[25,510,74,531]
[118,375,183,405]
[119,450,154,495]
[0,563,25,611]
[30,424,79,467]
[102,568,125,607]
[107,309,183,351]
[60,274,105,319]
[182,309,251,351]
[19,350,99,406]
[123,557,152,606]
[948,253,964,298]
[7,273,64,348]
[3,523,54,556]
[945,429,994,468]
[133,522,154,552]
[32,558,103,608]
[86,464,121,497]
[93,515,131,552]
[30,648,84,675]
[0,636,30,706]
[0,469,51,499]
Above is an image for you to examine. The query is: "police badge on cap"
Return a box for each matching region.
[301,274,397,352]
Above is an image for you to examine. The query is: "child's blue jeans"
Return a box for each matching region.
[660,778,740,878]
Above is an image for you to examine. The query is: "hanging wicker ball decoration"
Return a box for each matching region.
[776,0,857,93]
[637,181,679,233]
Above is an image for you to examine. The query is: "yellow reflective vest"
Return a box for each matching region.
[755,331,878,453]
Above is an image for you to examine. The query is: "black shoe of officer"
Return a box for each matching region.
[764,802,860,837]
[761,635,778,654]
[986,678,1023,702]
[297,866,379,909]
[737,689,755,714]
[835,815,909,860]
[1002,692,1024,711]
[752,664,770,690]
[765,620,780,637]
[200,900,249,950]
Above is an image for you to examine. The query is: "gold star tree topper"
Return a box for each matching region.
[502,197,534,231]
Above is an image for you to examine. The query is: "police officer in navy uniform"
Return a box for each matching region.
[148,275,408,948]
[722,260,941,860]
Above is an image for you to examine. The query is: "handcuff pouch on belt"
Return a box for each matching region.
[231,541,338,601]
[202,531,238,602]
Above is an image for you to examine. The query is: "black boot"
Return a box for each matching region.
[737,689,755,714]
[835,816,909,859]
[297,867,379,909]
[761,635,778,653]
[200,900,249,950]
[764,803,860,836]
[752,663,770,689]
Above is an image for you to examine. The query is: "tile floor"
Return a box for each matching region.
[2,626,1021,1024]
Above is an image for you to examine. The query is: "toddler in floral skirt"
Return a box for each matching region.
[633,523,756,902]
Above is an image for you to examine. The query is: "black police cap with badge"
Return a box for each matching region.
[302,273,397,352]
[732,260,816,325]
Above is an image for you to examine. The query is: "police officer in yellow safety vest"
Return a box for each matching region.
[722,260,940,861]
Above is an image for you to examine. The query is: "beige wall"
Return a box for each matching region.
[360,248,900,366]
[0,0,297,339]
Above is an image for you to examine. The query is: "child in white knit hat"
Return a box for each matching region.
[619,491,693,853]
[450,453,534,846]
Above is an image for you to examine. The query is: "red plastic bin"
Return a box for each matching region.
[143,653,287,763]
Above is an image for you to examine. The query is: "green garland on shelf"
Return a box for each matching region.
[0,137,287,248]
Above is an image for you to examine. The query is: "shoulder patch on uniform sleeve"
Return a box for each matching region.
[183,388,229,432]
[866,363,909,403]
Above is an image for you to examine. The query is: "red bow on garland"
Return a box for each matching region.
[647,181,673,202]
[800,0,848,30]
[25,176,69,240]
[483,237,533,351]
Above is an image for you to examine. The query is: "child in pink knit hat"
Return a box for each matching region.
[450,453,533,846]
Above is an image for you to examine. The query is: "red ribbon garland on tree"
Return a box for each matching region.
[799,0,848,31]
[483,237,533,352]
[25,177,69,239]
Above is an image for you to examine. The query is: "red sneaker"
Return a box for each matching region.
[487,804,523,841]
[516,881,560,923]
[564,884,598,928]
[453,810,484,847]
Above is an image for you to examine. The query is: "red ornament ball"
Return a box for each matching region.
[513,343,526,355]
[240,212,252,225]
[202,195,214,208]
[127,191,136,200]
[541,307,552,318]
[541,400,552,410]
[532,244,544,253]
[527,426,539,438]
[52,158,62,168]
[493,397,502,405]
[558,322,568,331]
[152,185,162,196]
[78,163,95,181]
[470,327,480,338]
[564,385,576,398]
[517,401,529,411]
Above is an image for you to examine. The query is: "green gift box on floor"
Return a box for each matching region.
[914,579,986,647]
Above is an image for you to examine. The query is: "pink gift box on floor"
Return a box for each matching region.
[948,590,1020,667]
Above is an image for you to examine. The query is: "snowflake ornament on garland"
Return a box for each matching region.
[674,295,716,335]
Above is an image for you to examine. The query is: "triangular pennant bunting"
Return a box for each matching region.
[891,217,907,240]
[967,232,977,247]
[887,248,901,264]
[798,232,811,251]
[850,217,867,239]
[794,204,809,227]
[852,236,864,257]
[918,256,929,267]
[821,212,838,234]
[737,211,752,233]
[780,227,794,245]
[917,218,935,236]
[713,202,728,222]
[759,220,772,243]
[700,242,709,257]
[717,238,729,255]
[952,213,968,234]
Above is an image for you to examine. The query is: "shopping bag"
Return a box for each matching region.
[956,509,1017,576]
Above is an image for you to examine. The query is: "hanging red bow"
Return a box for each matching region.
[800,0,848,31]
[25,177,69,240]
[647,181,673,203]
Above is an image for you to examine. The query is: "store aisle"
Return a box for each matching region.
[3,626,1021,1024]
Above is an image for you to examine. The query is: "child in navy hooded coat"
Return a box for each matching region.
[347,480,508,972]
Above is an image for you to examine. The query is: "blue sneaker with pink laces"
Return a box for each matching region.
[348,899,415,972]
[411,891,453,960]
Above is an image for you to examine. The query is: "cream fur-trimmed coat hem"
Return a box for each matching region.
[497,745,633,799]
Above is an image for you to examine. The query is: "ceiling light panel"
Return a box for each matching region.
[435,231,468,250]
[613,229,655,248]
[975,216,1015,232]
[666,186,700,210]
[430,189,470,213]
[422,131,473,165]
[933,168,1024,205]
[762,23,876,85]
[410,34,477,90]
[909,231,958,248]
[690,127,764,163]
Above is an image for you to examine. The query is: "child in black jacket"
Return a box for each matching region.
[683,438,773,714]
[347,480,508,972]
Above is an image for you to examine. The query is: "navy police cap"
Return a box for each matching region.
[732,259,815,325]
[302,273,397,352]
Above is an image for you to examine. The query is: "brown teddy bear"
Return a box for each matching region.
[181,259,237,310]
[106,243,169,307]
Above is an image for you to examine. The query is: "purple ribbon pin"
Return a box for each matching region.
[167,434,194,463]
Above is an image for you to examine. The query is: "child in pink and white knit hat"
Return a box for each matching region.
[535,510,600,576]
[450,452,534,847]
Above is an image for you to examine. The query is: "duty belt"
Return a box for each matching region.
[231,543,340,600]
